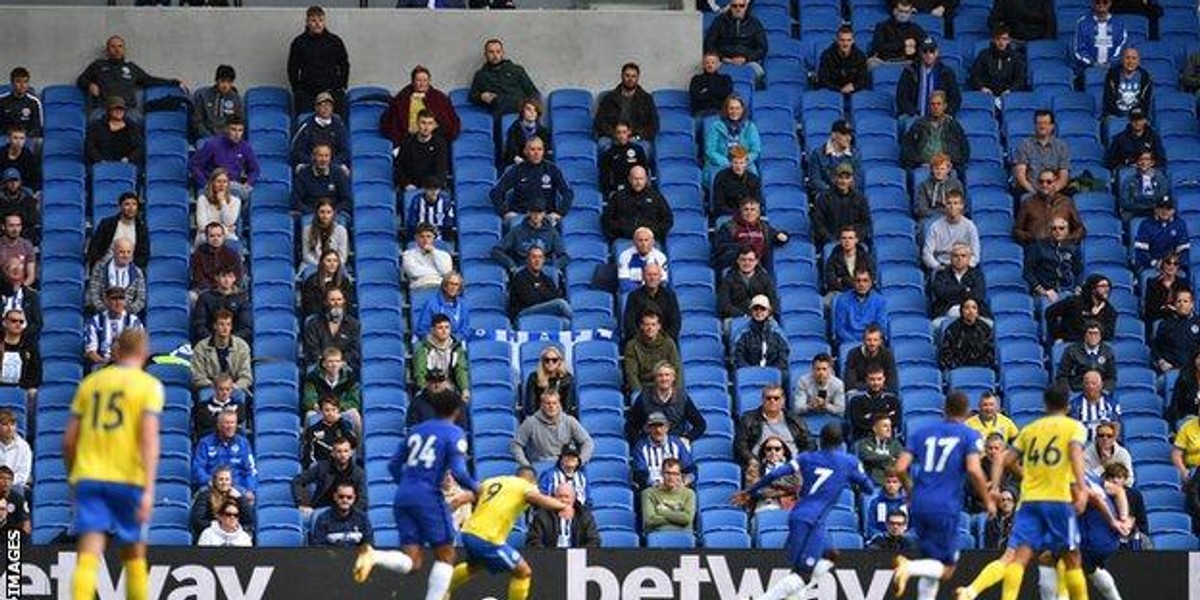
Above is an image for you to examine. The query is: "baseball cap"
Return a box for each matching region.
[1,168,19,182]
[560,444,581,458]
[426,368,447,382]
[646,412,670,426]
[1128,107,1147,120]
[1156,195,1175,209]
[315,92,334,106]
[106,96,126,110]
[835,162,855,176]
[920,37,938,52]
[750,294,772,310]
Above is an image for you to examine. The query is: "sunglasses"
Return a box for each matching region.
[764,445,784,451]
[221,512,239,517]
[542,357,561,363]
[1096,433,1114,439]
[765,395,783,400]
[1164,260,1180,266]
[5,319,22,324]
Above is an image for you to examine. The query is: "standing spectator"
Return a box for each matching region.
[806,119,862,196]
[490,138,572,220]
[855,416,903,484]
[194,169,243,252]
[0,309,39,401]
[869,0,928,65]
[900,92,969,168]
[188,116,259,196]
[192,411,258,500]
[1154,290,1200,373]
[189,222,243,295]
[292,145,352,212]
[623,261,680,343]
[594,63,658,148]
[1014,176,1086,244]
[411,314,470,398]
[0,409,29,492]
[1074,0,1128,71]
[688,52,733,116]
[623,312,683,392]
[287,6,350,117]
[300,199,350,271]
[1103,47,1153,117]
[191,268,252,343]
[301,396,358,468]
[83,288,143,371]
[602,166,672,241]
[192,65,243,139]
[510,389,594,467]
[703,0,768,79]
[818,25,870,95]
[415,272,471,340]
[718,247,777,320]
[733,295,790,371]
[1084,421,1134,482]
[1045,273,1117,342]
[86,237,145,316]
[711,146,761,217]
[867,511,919,552]
[469,39,539,116]
[507,246,572,320]
[294,437,366,514]
[833,268,890,347]
[85,97,143,165]
[1144,253,1189,323]
[896,40,963,118]
[1070,370,1122,440]
[617,228,669,293]
[930,243,988,320]
[847,367,902,440]
[76,35,184,117]
[742,436,800,512]
[968,25,1029,97]
[401,223,452,291]
[965,391,1020,443]
[712,196,787,272]
[626,362,704,441]
[309,483,373,547]
[291,93,350,168]
[379,65,459,146]
[302,287,361,368]
[1012,111,1071,195]
[522,346,575,417]
[865,472,907,535]
[922,191,980,270]
[988,0,1056,41]
[1105,108,1165,170]
[824,226,875,300]
[1119,150,1169,220]
[0,170,37,246]
[538,447,588,505]
[0,127,41,192]
[0,259,40,340]
[640,458,696,534]
[703,95,760,184]
[189,466,254,539]
[301,347,363,432]
[192,376,248,437]
[502,98,553,167]
[794,353,846,417]
[1133,196,1190,273]
[190,310,253,395]
[301,250,355,320]
[197,499,253,547]
[811,163,871,247]
[733,385,812,469]
[938,298,995,369]
[525,484,600,549]
[598,121,649,195]
[914,153,966,222]
[1056,321,1118,392]
[0,69,42,140]
[633,412,696,489]
[393,110,447,190]
[405,178,456,243]
[984,488,1018,549]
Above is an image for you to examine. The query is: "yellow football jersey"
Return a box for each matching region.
[965,412,1020,443]
[1012,414,1087,503]
[461,476,537,544]
[69,365,165,486]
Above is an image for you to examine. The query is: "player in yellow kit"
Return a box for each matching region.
[63,329,163,600]
[956,388,1090,600]
[448,465,567,600]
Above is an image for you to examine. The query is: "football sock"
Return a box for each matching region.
[508,574,531,600]
[124,557,149,600]
[448,563,472,593]
[917,578,941,600]
[1064,567,1089,600]
[1001,562,1025,600]
[759,573,803,600]
[1090,568,1122,600]
[967,559,1008,594]
[907,559,945,579]
[374,550,414,574]
[1038,565,1059,600]
[424,561,454,600]
[1056,560,1068,600]
[72,552,100,600]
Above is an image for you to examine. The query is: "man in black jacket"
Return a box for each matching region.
[76,35,183,118]
[1104,107,1166,169]
[1055,321,1118,392]
[938,298,996,369]
[733,384,812,469]
[718,246,778,320]
[968,25,1028,97]
[1153,290,1200,373]
[896,38,963,118]
[703,0,769,78]
[622,262,679,343]
[844,325,900,392]
[1103,47,1153,118]
[602,166,672,242]
[848,366,903,440]
[689,52,733,116]
[526,484,600,549]
[293,437,366,515]
[508,246,572,320]
[733,295,790,371]
[191,267,253,342]
[287,6,350,117]
[393,109,448,190]
[988,0,1056,41]
[594,63,659,147]
[817,25,870,95]
[929,243,988,318]
[598,121,650,195]
[1045,273,1118,342]
[824,226,875,299]
[811,163,871,247]
[868,0,927,65]
[86,191,149,270]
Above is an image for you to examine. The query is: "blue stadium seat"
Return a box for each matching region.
[646,530,696,548]
[601,530,641,547]
[593,508,637,532]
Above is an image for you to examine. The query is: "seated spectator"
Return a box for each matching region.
[1175,415,1200,482]
[818,25,870,95]
[718,247,777,320]
[406,371,467,429]
[412,314,470,398]
[197,499,253,547]
[1023,217,1084,303]
[0,69,42,143]
[703,0,768,78]
[405,178,457,243]
[1133,196,1190,273]
[0,259,39,339]
[939,298,996,369]
[742,435,799,512]
[502,98,553,167]
[192,65,243,139]
[192,376,248,438]
[190,222,243,295]
[833,268,889,347]
[914,154,966,222]
[303,287,361,368]
[1070,370,1122,440]
[511,389,594,467]
[86,237,145,315]
[624,312,684,392]
[191,310,253,394]
[415,272,470,340]
[292,145,352,214]
[0,169,39,243]
[401,223,452,291]
[490,137,572,221]
[617,228,669,293]
[302,347,363,434]
[379,65,460,146]
[626,361,704,441]
[988,0,1056,41]
[855,416,903,484]
[526,483,600,549]
[539,446,588,504]
[1085,421,1134,482]
[522,346,575,418]
[846,327,900,394]
[980,432,1019,496]
[733,295,790,370]
[866,472,907,535]
[87,192,149,270]
[922,191,980,270]
[291,93,349,169]
[0,409,29,492]
[309,483,373,548]
[901,92,969,169]
[192,266,252,341]
[594,63,658,149]
[633,412,696,489]
[77,35,183,117]
[491,200,567,275]
[1055,322,1118,392]
[1073,0,1127,71]
[868,0,927,66]
[711,146,761,217]
[622,262,680,343]
[294,437,366,516]
[1144,253,1190,323]
[602,167,672,242]
[965,391,1019,443]
[393,110,447,190]
[930,243,989,319]
[734,385,811,469]
[599,121,649,196]
[640,457,696,534]
[0,215,34,288]
[301,250,355,320]
[897,40,963,119]
[1170,352,1200,425]
[301,396,357,468]
[469,38,539,116]
[688,52,733,116]
[867,510,918,552]
[300,198,350,273]
[703,95,760,184]
[1012,112,1071,196]
[824,226,875,301]
[194,169,243,251]
[968,25,1028,97]
[0,128,41,193]
[1119,151,1170,220]
[811,163,871,247]
[1105,108,1165,171]
[85,97,143,165]
[713,196,787,272]
[189,466,254,540]
[847,366,902,440]
[794,353,846,416]
[84,287,143,371]
[984,488,1018,549]
[0,309,38,401]
[1104,47,1152,117]
[192,411,258,501]
[1109,463,1148,549]
[188,116,258,197]
[1045,274,1117,342]
[507,246,572,320]
[806,120,862,196]
[1154,290,1200,373]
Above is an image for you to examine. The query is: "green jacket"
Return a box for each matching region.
[622,334,682,391]
[301,367,362,413]
[412,336,470,392]
[641,485,695,533]
[469,59,538,115]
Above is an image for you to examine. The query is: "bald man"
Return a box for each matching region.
[602,166,674,241]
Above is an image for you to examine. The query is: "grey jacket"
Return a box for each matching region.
[191,335,254,390]
[192,85,244,138]
[86,259,146,315]
[510,409,594,466]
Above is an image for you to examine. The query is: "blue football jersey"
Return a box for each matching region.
[390,419,476,504]
[1079,474,1121,552]
[751,449,874,524]
[906,420,984,515]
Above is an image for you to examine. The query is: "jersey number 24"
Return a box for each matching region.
[405,434,439,468]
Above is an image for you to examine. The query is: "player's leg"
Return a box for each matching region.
[112,483,152,600]
[956,548,1015,600]
[449,562,484,593]
[424,543,458,600]
[72,532,107,600]
[897,512,955,599]
[1084,553,1122,600]
[1060,550,1089,600]
[72,482,115,600]
[356,504,420,582]
[1051,504,1088,600]
[117,543,150,600]
[757,521,818,600]
[508,559,533,600]
[999,545,1034,600]
[1036,552,1061,600]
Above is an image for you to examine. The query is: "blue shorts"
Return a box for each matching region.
[909,511,962,565]
[74,480,147,545]
[461,533,524,574]
[394,497,456,548]
[1082,547,1115,573]
[1009,502,1079,553]
[785,519,826,575]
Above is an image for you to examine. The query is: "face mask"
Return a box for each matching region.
[327,307,344,321]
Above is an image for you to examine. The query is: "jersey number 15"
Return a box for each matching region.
[89,391,125,432]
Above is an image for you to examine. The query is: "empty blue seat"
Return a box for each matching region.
[646,530,696,548]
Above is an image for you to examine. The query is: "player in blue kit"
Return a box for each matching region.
[733,423,875,600]
[1047,464,1130,600]
[352,389,480,600]
[891,391,995,600]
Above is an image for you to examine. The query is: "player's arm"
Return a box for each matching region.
[1069,433,1089,513]
[733,460,797,506]
[990,447,1019,491]
[893,451,914,494]
[138,411,161,523]
[525,489,568,512]
[62,416,80,473]
[447,445,479,495]
[1102,480,1133,536]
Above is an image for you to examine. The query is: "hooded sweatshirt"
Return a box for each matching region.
[510,409,595,466]
[623,334,682,391]
[197,521,252,547]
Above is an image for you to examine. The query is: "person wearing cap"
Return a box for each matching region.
[83,286,143,370]
[1133,195,1191,273]
[188,115,260,196]
[491,199,568,274]
[806,119,863,195]
[598,120,650,196]
[702,0,769,79]
[718,245,778,320]
[1073,0,1128,71]
[0,126,40,193]
[1104,47,1153,117]
[192,65,244,139]
[380,65,460,146]
[287,6,350,118]
[733,384,812,471]
[833,267,890,346]
[525,483,600,549]
[900,90,969,169]
[469,38,540,116]
[0,168,39,244]
[1153,290,1200,374]
[393,109,448,190]
[811,161,871,247]
[711,145,761,217]
[622,261,680,344]
[603,166,673,242]
[402,223,453,290]
[489,137,573,221]
[511,389,594,468]
[538,446,588,505]
[987,0,1057,41]
[84,96,143,165]
[86,237,145,316]
[921,190,979,270]
[732,294,790,371]
[703,95,760,186]
[968,25,1029,98]
[632,411,696,489]
[76,35,184,118]
[412,313,470,398]
[818,25,870,95]
[301,346,362,431]
[0,68,42,141]
[507,246,572,320]
[1105,108,1166,170]
[713,196,788,272]
[406,367,465,428]
[291,91,351,169]
[0,215,34,289]
[688,52,733,117]
[868,0,927,66]
[896,37,962,119]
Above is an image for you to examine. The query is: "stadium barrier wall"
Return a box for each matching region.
[0,7,701,94]
[6,545,1198,599]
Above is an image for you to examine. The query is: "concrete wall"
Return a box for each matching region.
[0,7,700,94]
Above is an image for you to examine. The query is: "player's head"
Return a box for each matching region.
[516,465,537,482]
[429,388,464,420]
[1043,388,1069,415]
[112,327,150,367]
[944,390,970,420]
[819,423,843,450]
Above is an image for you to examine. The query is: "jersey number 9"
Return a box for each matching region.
[90,391,125,432]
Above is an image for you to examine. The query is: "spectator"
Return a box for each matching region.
[0,259,40,339]
[1111,0,1161,43]
[1084,421,1134,482]
[1012,111,1071,195]
[988,0,1056,41]
[626,361,704,441]
[868,0,927,65]
[0,309,39,401]
[703,95,760,185]
[823,226,875,302]
[300,198,350,271]
[794,353,846,416]
[865,472,907,535]
[470,38,538,116]
[0,409,29,492]
[192,375,248,438]
[522,346,575,418]
[833,268,890,347]
[867,510,919,552]
[402,223,453,291]
[594,63,658,148]
[896,40,963,118]
[806,119,862,196]
[1144,253,1190,323]
[1182,47,1200,95]
[191,65,242,139]
[1056,321,1118,392]
[492,201,567,276]
[1073,0,1128,71]
[287,6,350,117]
[85,237,145,315]
[302,396,358,468]
[412,314,470,398]
[189,466,254,540]
[292,93,350,169]
[1133,196,1190,273]
[507,246,572,320]
[1045,273,1117,342]
[1105,108,1166,171]
[500,98,554,167]
[622,262,680,343]
[192,410,258,500]
[965,391,1020,443]
[930,243,989,319]
[309,483,373,548]
[1119,151,1170,221]
[968,25,1029,97]
[303,287,361,368]
[76,35,183,117]
[811,163,871,248]
[922,191,980,270]
[734,385,812,468]
[633,412,696,489]
[0,215,33,289]
[191,309,253,394]
[194,169,243,251]
[301,249,355,320]
[190,222,243,295]
[818,25,870,95]
[405,178,456,244]
[393,110,447,190]
[0,169,38,243]
[0,69,42,140]
[1103,47,1153,117]
[640,457,696,534]
[703,0,768,78]
[538,446,588,505]
[188,116,258,196]
[598,120,649,196]
[490,137,572,221]
[197,499,252,547]
[83,287,143,371]
[1109,463,1148,548]
[980,432,1019,495]
[294,437,366,515]
[742,435,799,512]
[689,52,733,116]
[713,196,788,272]
[1174,415,1200,481]
[617,227,669,293]
[0,127,41,192]
[302,346,363,434]
[87,192,149,270]
[526,483,600,549]
[847,366,902,440]
[406,370,466,429]
[984,488,1018,549]
[85,97,143,165]
[733,295,790,371]
[718,246,777,320]
[939,298,995,369]
[711,146,762,217]
[603,166,672,242]
[511,389,594,467]
[1154,290,1200,373]
[914,153,966,222]
[623,311,683,392]
[855,416,903,485]
[191,268,252,342]
[1070,370,1122,440]
[292,144,352,212]
[1023,218,1084,304]
[901,92,969,169]
[415,272,471,340]
[379,65,460,146]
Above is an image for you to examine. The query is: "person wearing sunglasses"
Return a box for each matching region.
[0,308,37,399]
[811,162,871,248]
[1023,216,1083,306]
[1084,422,1134,484]
[734,385,812,476]
[702,0,768,79]
[1013,168,1086,245]
[742,435,798,512]
[522,346,575,418]
[1045,273,1117,343]
[197,499,252,547]
[311,482,374,548]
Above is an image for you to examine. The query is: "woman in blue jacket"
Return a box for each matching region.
[703,95,760,186]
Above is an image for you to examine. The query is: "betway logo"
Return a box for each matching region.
[16,552,273,600]
[566,550,894,600]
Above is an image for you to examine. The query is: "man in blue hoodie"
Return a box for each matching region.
[490,199,568,275]
[490,137,573,222]
[833,268,889,346]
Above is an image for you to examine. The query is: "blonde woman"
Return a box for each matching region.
[522,345,575,417]
[195,168,243,251]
